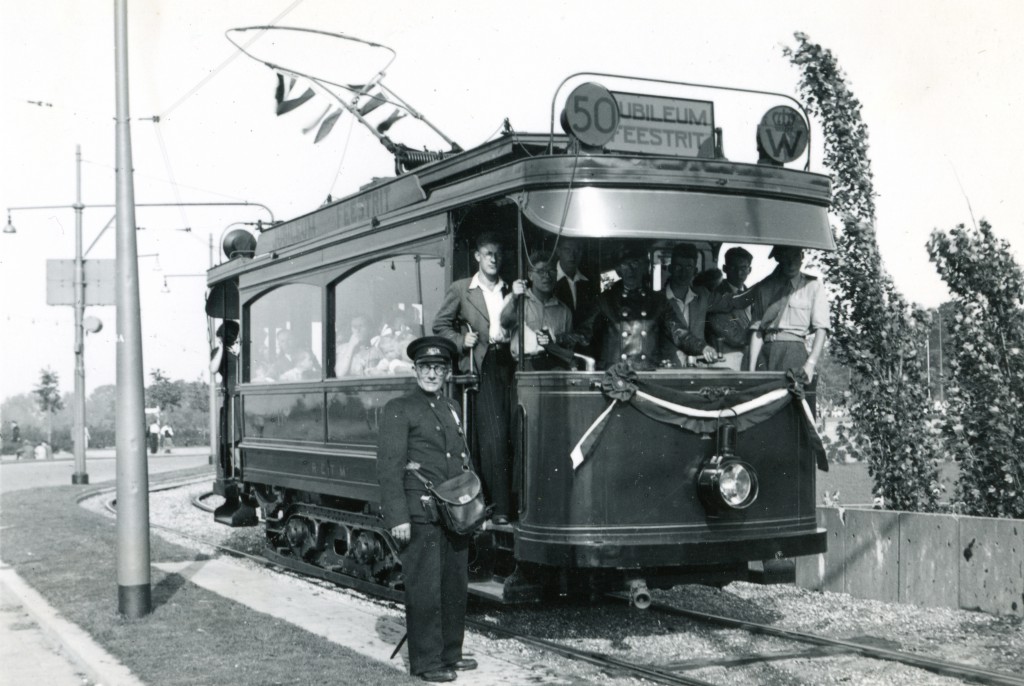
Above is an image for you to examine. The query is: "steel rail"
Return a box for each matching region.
[641,598,1024,686]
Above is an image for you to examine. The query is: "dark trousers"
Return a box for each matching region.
[757,340,818,415]
[473,347,512,517]
[402,522,469,675]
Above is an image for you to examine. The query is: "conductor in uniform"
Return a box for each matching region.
[377,336,478,682]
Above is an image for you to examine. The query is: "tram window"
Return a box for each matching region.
[244,392,323,441]
[327,388,406,444]
[246,284,323,384]
[331,254,445,378]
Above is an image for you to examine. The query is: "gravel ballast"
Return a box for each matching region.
[120,481,1024,685]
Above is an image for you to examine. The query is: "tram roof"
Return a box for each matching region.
[207,133,832,287]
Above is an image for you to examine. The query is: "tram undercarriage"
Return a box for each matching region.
[225,483,809,607]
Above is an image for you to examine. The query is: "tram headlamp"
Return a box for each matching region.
[697,456,759,513]
[697,424,759,513]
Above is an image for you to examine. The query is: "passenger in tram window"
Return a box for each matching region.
[708,247,754,371]
[553,238,597,322]
[500,251,575,371]
[432,231,514,524]
[661,243,755,368]
[248,330,274,383]
[573,244,667,371]
[747,246,830,412]
[273,328,323,382]
[336,314,383,377]
[370,308,417,375]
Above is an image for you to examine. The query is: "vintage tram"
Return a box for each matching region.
[207,73,832,606]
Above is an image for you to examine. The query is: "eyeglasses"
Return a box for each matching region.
[530,267,556,277]
[415,362,449,376]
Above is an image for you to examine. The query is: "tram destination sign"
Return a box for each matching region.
[608,91,714,157]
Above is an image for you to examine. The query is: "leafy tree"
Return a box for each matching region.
[33,368,64,446]
[147,368,182,411]
[927,220,1024,518]
[784,33,942,511]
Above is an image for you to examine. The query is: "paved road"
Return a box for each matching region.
[0,448,212,493]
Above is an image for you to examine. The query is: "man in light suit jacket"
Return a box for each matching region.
[432,232,514,523]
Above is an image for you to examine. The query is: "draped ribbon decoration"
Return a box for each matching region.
[570,364,827,471]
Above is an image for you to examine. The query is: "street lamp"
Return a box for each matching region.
[4,147,276,485]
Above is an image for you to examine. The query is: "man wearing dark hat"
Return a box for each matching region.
[747,246,830,410]
[574,244,670,370]
[377,335,477,683]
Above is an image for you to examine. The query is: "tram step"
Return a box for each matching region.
[214,498,258,527]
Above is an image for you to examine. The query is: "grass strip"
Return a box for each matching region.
[0,471,422,686]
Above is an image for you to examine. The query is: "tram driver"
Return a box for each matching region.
[573,244,670,371]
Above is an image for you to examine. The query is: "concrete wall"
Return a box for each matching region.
[795,507,1023,617]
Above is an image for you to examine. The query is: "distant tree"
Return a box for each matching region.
[183,379,209,415]
[147,368,182,411]
[33,368,64,446]
[785,33,942,511]
[927,220,1024,518]
[81,385,117,449]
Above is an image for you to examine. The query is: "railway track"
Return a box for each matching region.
[634,598,1024,686]
[95,484,1024,686]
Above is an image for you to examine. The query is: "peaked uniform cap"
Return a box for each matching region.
[406,335,459,363]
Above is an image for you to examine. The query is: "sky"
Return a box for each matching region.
[1,0,1022,400]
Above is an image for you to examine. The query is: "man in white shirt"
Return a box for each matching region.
[662,243,721,365]
[433,232,514,523]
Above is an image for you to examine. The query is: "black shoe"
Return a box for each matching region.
[492,515,509,526]
[449,658,478,671]
[420,668,457,682]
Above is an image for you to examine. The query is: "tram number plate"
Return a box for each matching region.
[562,82,620,147]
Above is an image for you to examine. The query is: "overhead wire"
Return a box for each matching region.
[156,0,306,120]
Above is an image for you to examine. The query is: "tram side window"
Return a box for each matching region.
[332,254,445,378]
[246,284,323,384]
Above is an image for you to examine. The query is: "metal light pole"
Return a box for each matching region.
[72,145,88,484]
[114,0,151,618]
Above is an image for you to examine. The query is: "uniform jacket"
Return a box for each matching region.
[576,281,682,370]
[433,276,512,373]
[376,390,472,530]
